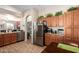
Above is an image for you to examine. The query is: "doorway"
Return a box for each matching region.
[26,16,33,43]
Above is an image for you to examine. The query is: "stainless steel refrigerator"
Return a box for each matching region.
[33,22,44,47]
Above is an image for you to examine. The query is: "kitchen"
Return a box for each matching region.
[0,5,79,53]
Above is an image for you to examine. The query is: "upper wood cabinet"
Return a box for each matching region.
[50,17,56,27]
[50,16,59,27]
[58,15,64,26]
[45,17,51,27]
[73,9,79,27]
[54,16,59,26]
[64,11,73,28]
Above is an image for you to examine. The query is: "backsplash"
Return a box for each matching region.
[48,27,64,36]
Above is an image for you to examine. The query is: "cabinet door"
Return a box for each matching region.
[4,34,11,45]
[10,33,16,43]
[73,29,78,41]
[51,17,58,27]
[73,10,79,27]
[59,15,64,26]
[0,35,4,46]
[65,28,72,40]
[56,36,64,43]
[54,16,59,26]
[77,28,79,41]
[56,16,59,26]
[47,17,51,27]
[45,34,51,45]
[51,35,56,43]
[64,12,73,28]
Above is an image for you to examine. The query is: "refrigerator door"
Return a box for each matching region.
[36,24,44,46]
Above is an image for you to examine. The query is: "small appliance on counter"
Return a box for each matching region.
[48,27,64,35]
[58,28,64,35]
[0,30,6,32]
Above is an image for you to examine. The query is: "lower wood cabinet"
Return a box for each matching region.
[4,34,11,45]
[0,33,17,46]
[10,33,17,44]
[45,33,51,45]
[0,34,4,46]
[45,33,63,46]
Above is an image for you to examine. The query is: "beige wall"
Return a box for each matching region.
[20,8,38,42]
[38,5,78,16]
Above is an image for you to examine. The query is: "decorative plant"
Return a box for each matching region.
[46,13,53,17]
[37,16,44,19]
[55,11,63,16]
[67,7,77,11]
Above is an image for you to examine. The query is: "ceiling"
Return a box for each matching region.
[10,5,78,12]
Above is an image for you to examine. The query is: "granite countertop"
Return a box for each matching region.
[45,32,64,36]
[0,31,21,34]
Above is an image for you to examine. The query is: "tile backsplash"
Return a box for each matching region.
[48,26,64,36]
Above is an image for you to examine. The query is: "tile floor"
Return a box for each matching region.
[0,41,46,53]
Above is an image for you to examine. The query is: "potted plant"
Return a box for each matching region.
[37,16,44,19]
[46,13,53,17]
[55,11,63,16]
[67,7,77,12]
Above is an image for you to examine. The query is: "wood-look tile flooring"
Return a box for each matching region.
[0,41,46,53]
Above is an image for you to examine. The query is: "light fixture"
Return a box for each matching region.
[3,14,20,21]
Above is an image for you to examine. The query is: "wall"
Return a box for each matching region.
[38,5,78,16]
[20,8,38,42]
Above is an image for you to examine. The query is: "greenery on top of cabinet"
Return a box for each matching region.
[67,7,77,12]
[37,16,44,19]
[46,13,53,17]
[55,11,63,16]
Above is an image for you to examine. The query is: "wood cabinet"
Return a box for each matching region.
[50,16,59,27]
[45,33,51,45]
[73,29,78,41]
[64,11,73,28]
[45,17,51,27]
[65,28,72,39]
[58,15,64,26]
[45,33,63,46]
[50,17,56,27]
[0,33,17,46]
[10,33,17,44]
[77,28,79,41]
[56,35,64,43]
[64,11,74,42]
[42,9,79,45]
[73,9,79,26]
[4,34,11,45]
[0,34,4,46]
